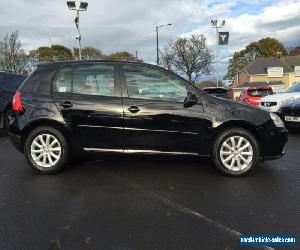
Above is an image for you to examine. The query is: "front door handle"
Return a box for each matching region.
[60,101,73,109]
[127,105,140,114]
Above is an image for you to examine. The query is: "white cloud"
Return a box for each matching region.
[0,0,299,76]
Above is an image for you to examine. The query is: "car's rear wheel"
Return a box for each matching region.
[24,126,69,174]
[213,128,259,176]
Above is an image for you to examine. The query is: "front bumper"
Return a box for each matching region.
[259,126,288,160]
[262,152,285,161]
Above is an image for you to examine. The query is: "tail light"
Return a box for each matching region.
[12,92,24,111]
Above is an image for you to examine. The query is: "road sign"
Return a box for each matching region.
[219,32,229,45]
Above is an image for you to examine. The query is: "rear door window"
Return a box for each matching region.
[72,64,115,97]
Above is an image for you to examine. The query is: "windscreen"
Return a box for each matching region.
[248,89,273,97]
[286,83,300,93]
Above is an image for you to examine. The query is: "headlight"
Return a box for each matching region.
[270,113,285,128]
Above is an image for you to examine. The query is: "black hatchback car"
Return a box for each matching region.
[9,61,288,176]
[0,72,26,129]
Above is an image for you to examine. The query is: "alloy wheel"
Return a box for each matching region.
[220,136,253,171]
[30,134,62,168]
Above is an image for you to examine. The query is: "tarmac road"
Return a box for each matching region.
[0,130,299,250]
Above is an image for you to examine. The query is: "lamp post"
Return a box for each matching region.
[211,19,225,87]
[67,1,88,60]
[156,23,172,65]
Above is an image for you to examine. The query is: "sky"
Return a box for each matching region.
[0,0,300,79]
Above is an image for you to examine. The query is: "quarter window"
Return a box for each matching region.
[72,65,115,96]
[52,67,72,93]
[124,65,187,102]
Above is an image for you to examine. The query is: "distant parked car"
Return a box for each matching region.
[0,72,26,129]
[279,98,300,128]
[238,86,273,107]
[202,87,230,99]
[260,83,300,113]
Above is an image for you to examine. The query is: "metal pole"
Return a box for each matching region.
[77,10,82,60]
[216,27,219,87]
[156,27,159,65]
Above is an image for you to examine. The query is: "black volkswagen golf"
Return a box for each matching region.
[9,61,288,176]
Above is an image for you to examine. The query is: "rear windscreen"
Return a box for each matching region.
[248,89,273,97]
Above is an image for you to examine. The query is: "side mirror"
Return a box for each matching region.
[184,92,198,108]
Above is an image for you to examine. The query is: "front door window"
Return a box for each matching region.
[123,65,188,102]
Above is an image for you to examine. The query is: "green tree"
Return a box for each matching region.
[0,31,27,74]
[160,33,214,83]
[73,47,103,60]
[225,37,288,80]
[103,51,141,62]
[28,45,73,69]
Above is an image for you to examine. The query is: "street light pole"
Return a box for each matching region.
[211,20,225,87]
[76,10,82,60]
[67,1,88,60]
[156,23,172,65]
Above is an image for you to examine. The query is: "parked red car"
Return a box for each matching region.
[238,86,274,106]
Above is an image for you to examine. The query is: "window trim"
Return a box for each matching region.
[120,63,193,103]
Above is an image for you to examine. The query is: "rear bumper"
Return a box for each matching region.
[8,132,23,153]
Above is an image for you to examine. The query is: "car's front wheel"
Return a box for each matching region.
[213,128,259,176]
[24,126,69,174]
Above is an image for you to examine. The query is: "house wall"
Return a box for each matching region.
[289,74,300,84]
[249,74,291,90]
[237,71,250,84]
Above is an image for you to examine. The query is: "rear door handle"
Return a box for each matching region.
[59,101,73,109]
[127,105,140,114]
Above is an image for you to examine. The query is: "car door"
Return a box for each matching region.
[120,63,206,155]
[52,63,124,151]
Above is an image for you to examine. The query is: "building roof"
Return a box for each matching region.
[280,55,300,69]
[244,56,300,75]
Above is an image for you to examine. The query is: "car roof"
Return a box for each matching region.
[203,87,227,90]
[0,71,26,77]
[38,60,159,68]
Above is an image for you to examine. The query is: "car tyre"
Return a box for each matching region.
[213,128,259,176]
[24,126,69,174]
[3,108,13,130]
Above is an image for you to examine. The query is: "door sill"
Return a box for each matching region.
[83,148,199,156]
